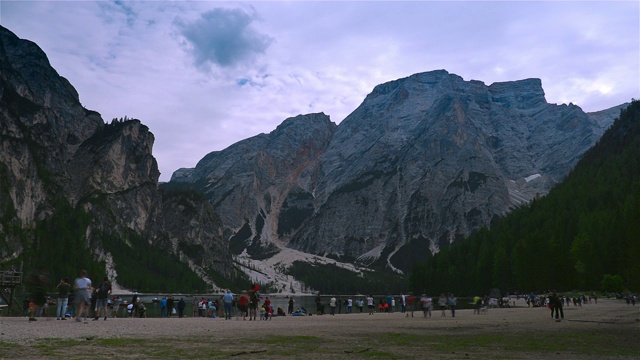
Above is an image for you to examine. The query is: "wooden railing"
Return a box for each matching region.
[0,271,23,286]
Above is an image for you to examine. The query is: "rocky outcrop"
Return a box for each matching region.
[173,70,622,274]
[0,25,234,284]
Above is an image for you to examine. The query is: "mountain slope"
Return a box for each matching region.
[0,25,236,292]
[173,70,622,276]
[409,100,639,294]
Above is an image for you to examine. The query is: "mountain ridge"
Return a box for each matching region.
[170,69,625,278]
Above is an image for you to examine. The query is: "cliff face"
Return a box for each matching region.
[173,70,621,273]
[0,25,233,284]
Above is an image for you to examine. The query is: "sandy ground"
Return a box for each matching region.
[0,298,638,358]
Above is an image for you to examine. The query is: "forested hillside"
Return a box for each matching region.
[409,100,640,295]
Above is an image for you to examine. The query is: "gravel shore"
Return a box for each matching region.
[1,298,638,359]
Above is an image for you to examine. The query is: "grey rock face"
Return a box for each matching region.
[174,70,620,273]
[0,25,233,282]
[172,113,337,258]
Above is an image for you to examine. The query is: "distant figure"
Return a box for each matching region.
[192,298,199,318]
[438,294,448,317]
[74,269,92,323]
[25,271,50,322]
[406,294,415,318]
[160,297,167,318]
[137,302,146,318]
[223,289,234,320]
[288,298,294,315]
[56,278,71,320]
[238,291,249,320]
[549,292,564,321]
[131,292,139,318]
[167,296,175,317]
[330,296,337,315]
[248,288,260,321]
[177,298,186,318]
[112,296,123,318]
[448,294,457,317]
[473,296,483,315]
[94,277,111,321]
[367,295,375,315]
[315,293,323,315]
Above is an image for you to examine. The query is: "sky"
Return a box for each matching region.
[1,1,638,182]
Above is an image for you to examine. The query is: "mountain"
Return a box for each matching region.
[0,25,235,292]
[171,70,624,277]
[409,99,639,294]
[0,23,627,294]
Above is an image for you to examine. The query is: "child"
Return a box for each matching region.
[260,306,266,320]
[266,305,273,320]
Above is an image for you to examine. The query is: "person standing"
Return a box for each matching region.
[346,297,353,314]
[329,296,337,315]
[160,296,168,318]
[367,295,375,315]
[238,291,249,320]
[550,292,564,321]
[248,289,260,321]
[74,269,92,323]
[400,293,406,314]
[56,278,70,320]
[177,297,186,318]
[438,294,448,317]
[448,294,457,318]
[94,277,111,321]
[131,292,139,318]
[315,293,323,315]
[223,290,234,320]
[112,296,123,318]
[406,293,416,318]
[167,296,175,318]
[287,297,295,315]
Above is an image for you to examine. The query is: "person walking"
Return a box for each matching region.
[56,278,70,320]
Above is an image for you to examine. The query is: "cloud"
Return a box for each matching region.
[175,8,273,69]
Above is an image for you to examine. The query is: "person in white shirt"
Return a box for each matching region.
[73,269,92,322]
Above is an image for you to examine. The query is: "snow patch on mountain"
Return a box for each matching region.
[235,247,367,295]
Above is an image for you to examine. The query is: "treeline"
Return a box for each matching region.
[286,261,407,295]
[25,200,105,286]
[409,100,640,296]
[100,230,207,293]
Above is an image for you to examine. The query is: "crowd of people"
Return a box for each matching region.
[18,269,625,323]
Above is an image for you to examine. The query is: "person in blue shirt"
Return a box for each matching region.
[160,297,167,318]
[223,289,234,320]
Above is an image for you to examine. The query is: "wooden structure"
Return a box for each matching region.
[0,270,23,316]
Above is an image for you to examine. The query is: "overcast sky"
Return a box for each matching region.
[1,1,638,181]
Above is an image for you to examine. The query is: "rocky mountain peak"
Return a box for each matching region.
[0,25,234,289]
[173,68,623,275]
